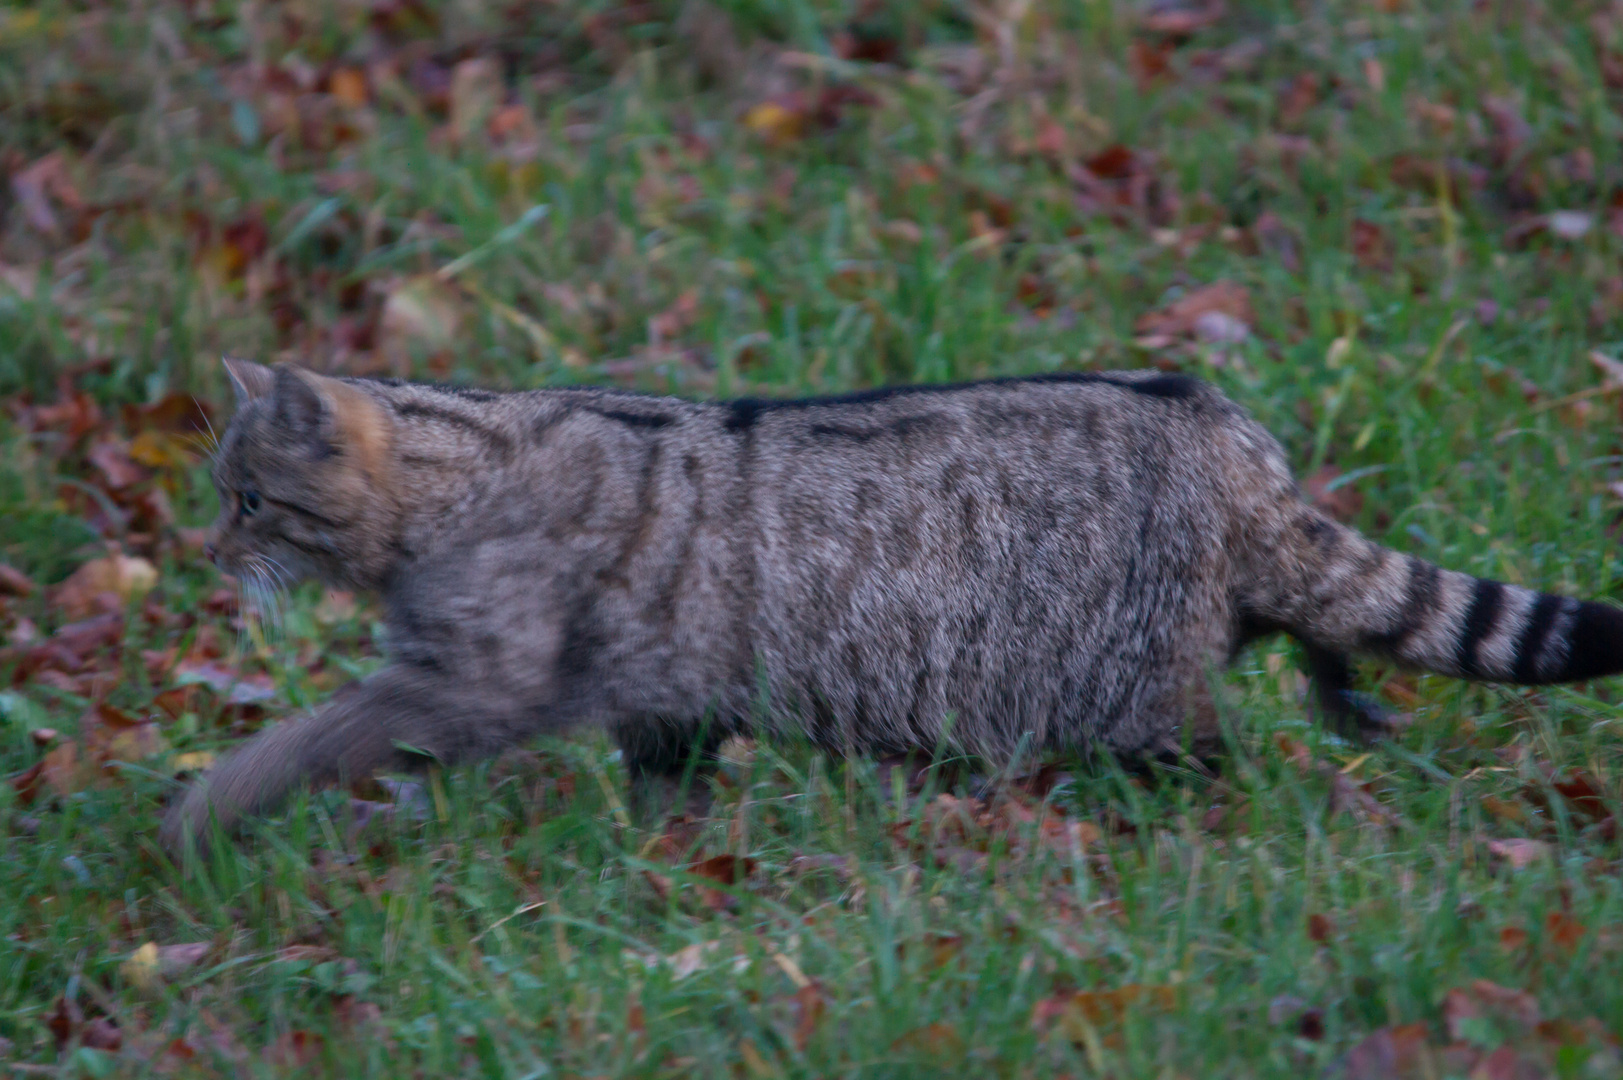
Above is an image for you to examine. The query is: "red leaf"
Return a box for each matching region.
[790,981,827,1051]
[1340,1022,1430,1079]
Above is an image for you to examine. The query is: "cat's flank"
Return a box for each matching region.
[161,358,1623,852]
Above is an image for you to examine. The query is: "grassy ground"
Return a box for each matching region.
[4,0,1623,1075]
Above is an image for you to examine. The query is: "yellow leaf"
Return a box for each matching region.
[330,67,368,108]
[173,751,217,774]
[127,429,193,470]
[742,102,805,146]
[55,552,158,619]
[123,942,161,991]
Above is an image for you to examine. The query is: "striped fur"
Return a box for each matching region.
[161,361,1623,852]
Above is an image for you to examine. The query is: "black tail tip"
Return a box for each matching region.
[1558,600,1623,682]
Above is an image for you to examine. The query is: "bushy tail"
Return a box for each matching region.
[1260,510,1623,685]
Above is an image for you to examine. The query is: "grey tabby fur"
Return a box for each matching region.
[160,359,1623,852]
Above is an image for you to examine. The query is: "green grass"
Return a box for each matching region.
[4,0,1623,1075]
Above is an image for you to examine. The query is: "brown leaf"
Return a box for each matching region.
[0,563,35,597]
[174,657,277,704]
[1442,979,1541,1040]
[1481,795,1528,824]
[123,392,215,439]
[82,1017,122,1052]
[1339,1022,1430,1080]
[377,275,464,376]
[789,981,827,1051]
[329,67,369,108]
[1549,768,1611,822]
[41,741,95,797]
[1277,72,1321,126]
[265,1029,324,1068]
[889,1021,964,1057]
[47,995,84,1050]
[449,57,502,145]
[1351,218,1391,270]
[1032,984,1176,1041]
[1130,38,1175,88]
[1303,465,1365,522]
[1139,0,1226,36]
[11,153,76,237]
[54,552,158,620]
[1486,838,1551,871]
[1135,281,1253,340]
[81,702,167,768]
[87,440,150,491]
[1306,912,1333,943]
[1545,911,1586,952]
[742,100,808,146]
[1499,925,1529,952]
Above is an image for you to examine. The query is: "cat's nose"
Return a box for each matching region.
[203,542,217,564]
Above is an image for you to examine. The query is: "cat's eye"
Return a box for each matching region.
[239,490,261,517]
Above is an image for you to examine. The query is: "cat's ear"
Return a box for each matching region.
[270,364,392,482]
[222,357,275,404]
[271,363,331,439]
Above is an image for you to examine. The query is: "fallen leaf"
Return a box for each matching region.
[1481,795,1528,824]
[377,275,464,375]
[122,941,162,991]
[0,564,36,597]
[667,940,720,980]
[1442,979,1541,1040]
[1547,211,1594,240]
[41,741,95,797]
[789,981,827,1051]
[82,1018,122,1052]
[1545,911,1586,951]
[54,552,158,620]
[265,1029,324,1068]
[47,995,83,1050]
[1139,0,1226,35]
[1339,1022,1430,1079]
[687,854,758,886]
[889,1021,964,1057]
[742,100,806,146]
[174,657,277,704]
[86,440,150,490]
[329,67,369,108]
[82,702,167,768]
[450,57,502,144]
[1303,465,1365,522]
[1135,281,1253,340]
[1032,983,1176,1042]
[1306,912,1333,942]
[1486,838,1551,871]
[1351,218,1391,270]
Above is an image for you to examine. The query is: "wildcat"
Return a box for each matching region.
[160,358,1623,852]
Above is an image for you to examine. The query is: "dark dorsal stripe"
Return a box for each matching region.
[721,372,1204,433]
[1455,577,1506,678]
[585,408,674,430]
[1511,592,1567,683]
[392,399,515,457]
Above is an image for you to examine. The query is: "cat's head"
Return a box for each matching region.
[205,359,399,593]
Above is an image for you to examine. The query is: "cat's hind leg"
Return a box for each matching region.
[610,715,723,825]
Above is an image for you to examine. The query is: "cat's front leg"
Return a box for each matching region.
[160,664,535,857]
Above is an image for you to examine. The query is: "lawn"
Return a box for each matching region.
[3,0,1623,1075]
